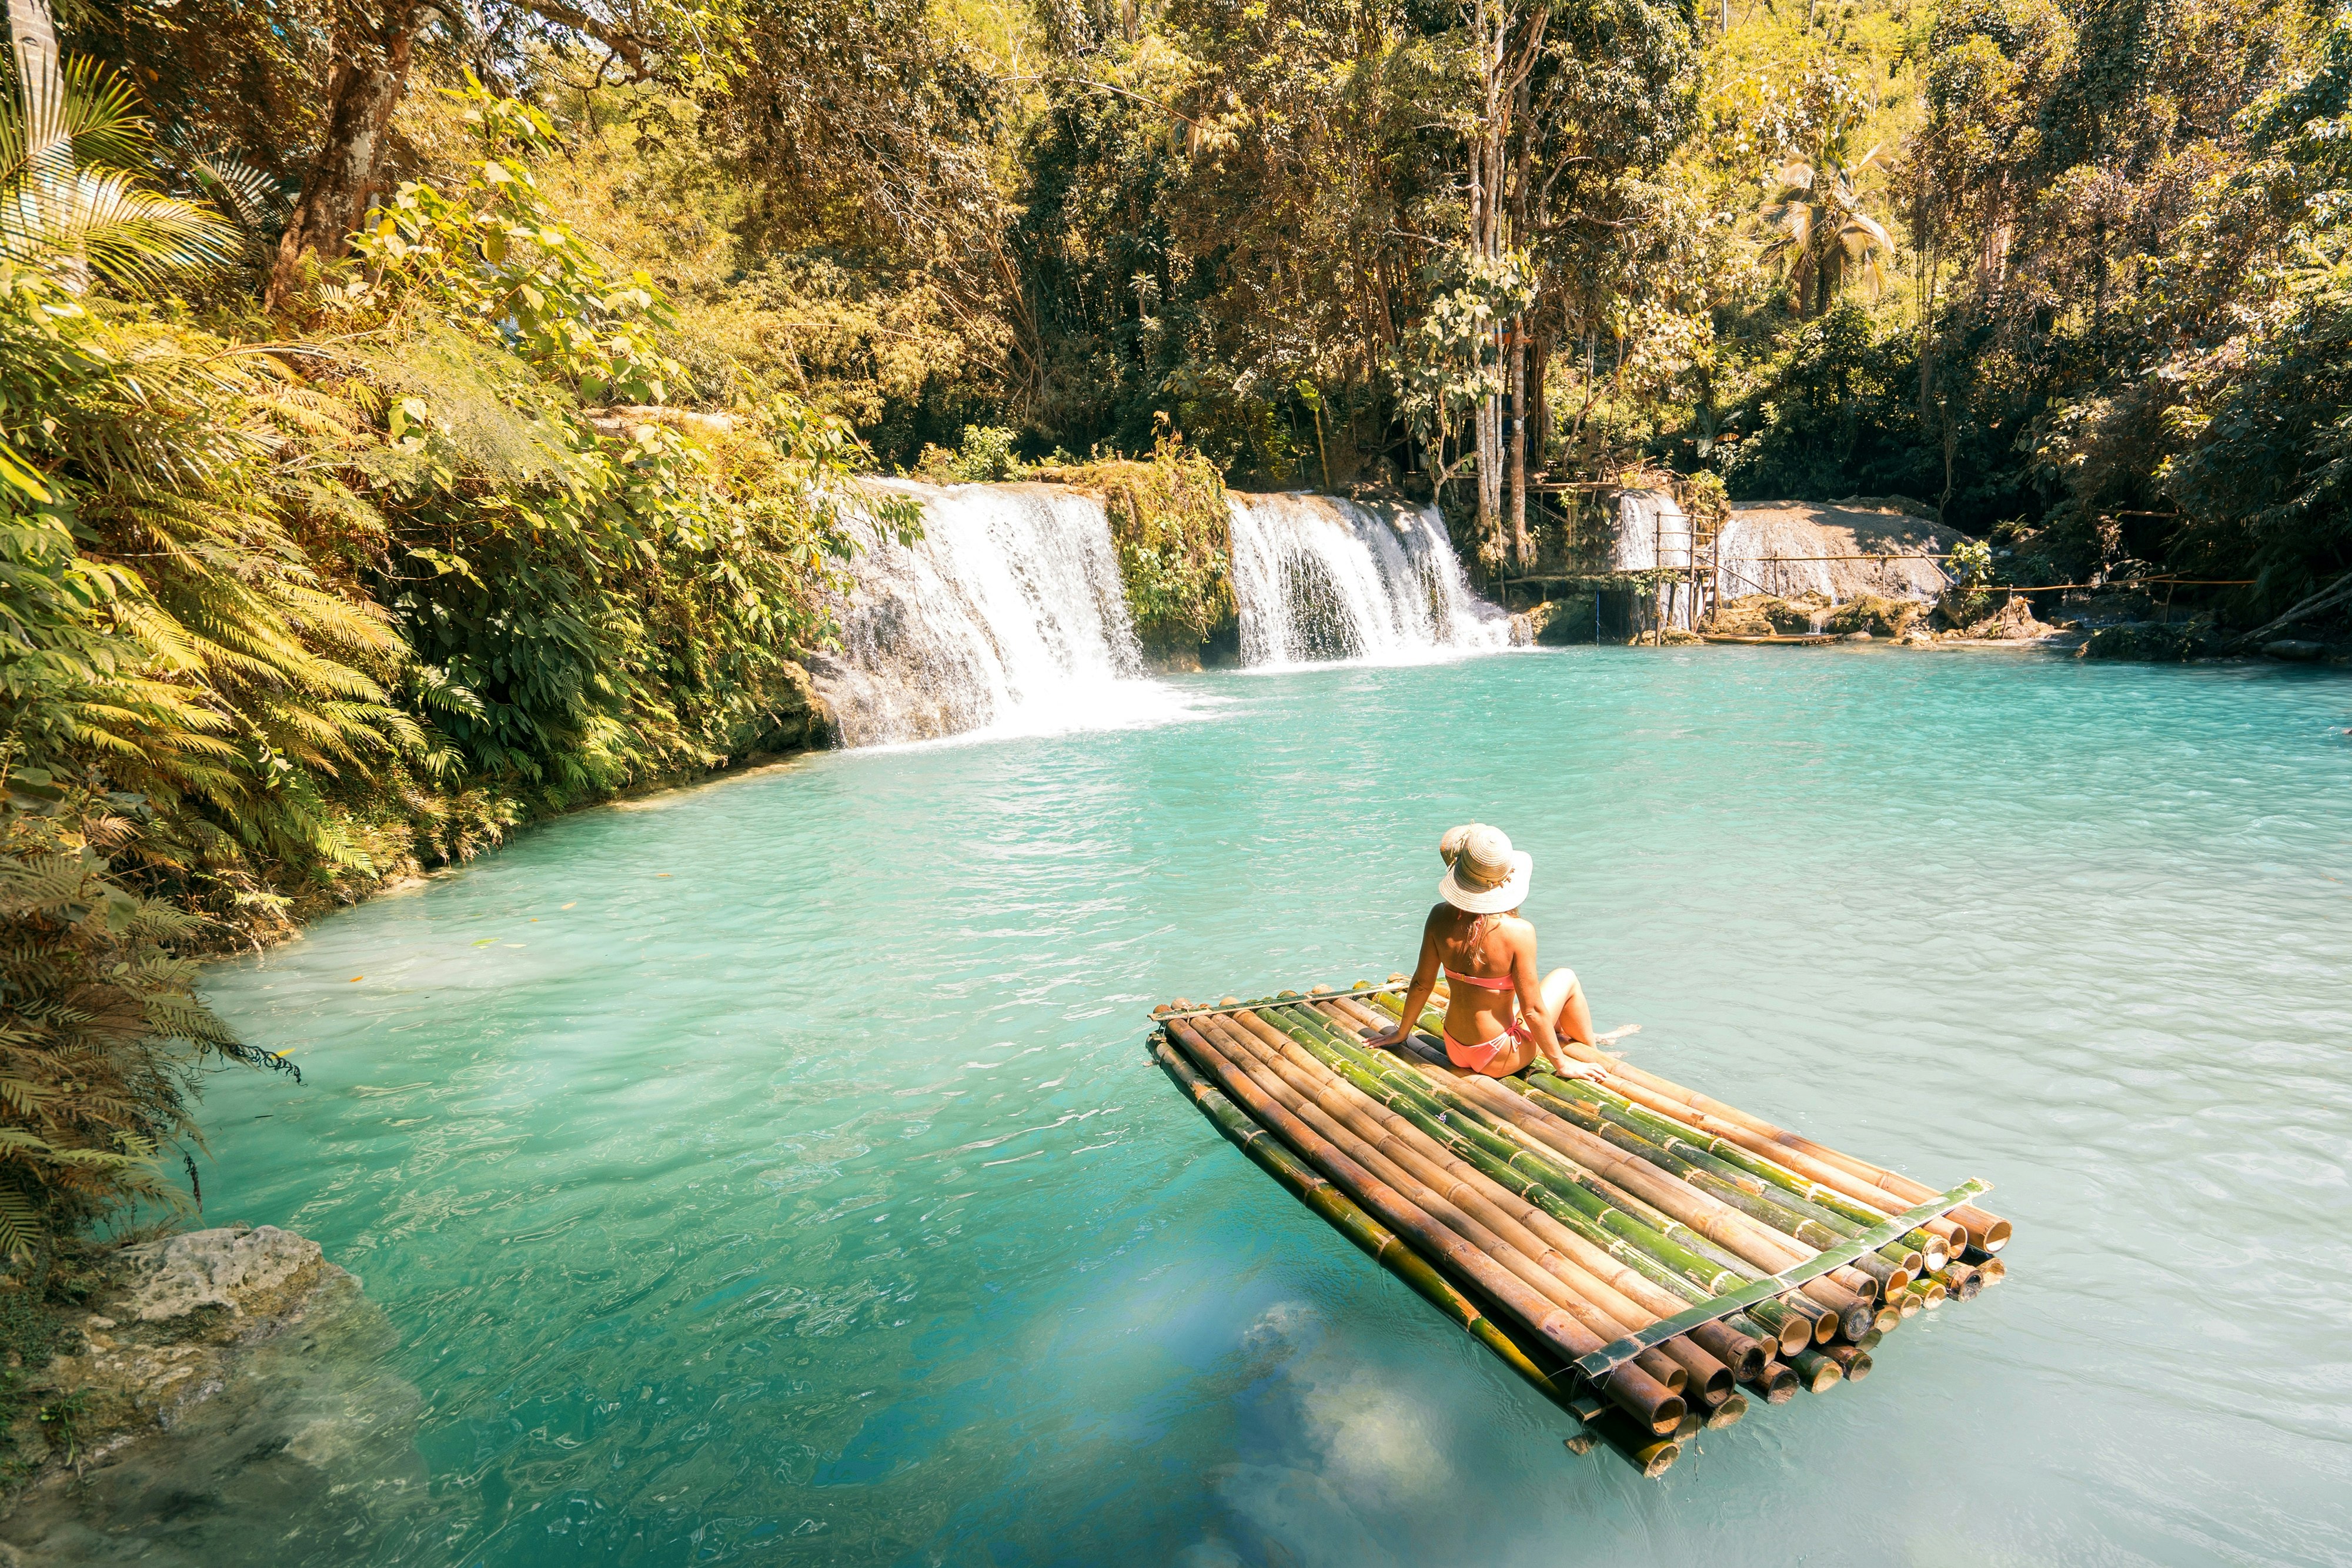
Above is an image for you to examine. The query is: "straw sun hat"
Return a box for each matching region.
[1437,823,1531,915]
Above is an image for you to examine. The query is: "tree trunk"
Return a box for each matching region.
[263,0,424,312]
[1508,319,1528,570]
[1528,331,1548,478]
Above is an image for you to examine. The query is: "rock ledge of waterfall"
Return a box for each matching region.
[0,1225,426,1566]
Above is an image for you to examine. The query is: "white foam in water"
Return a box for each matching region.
[1225,492,1514,667]
[808,480,1197,747]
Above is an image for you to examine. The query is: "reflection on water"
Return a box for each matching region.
[181,650,2352,1566]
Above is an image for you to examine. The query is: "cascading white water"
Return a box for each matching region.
[1225,492,1515,666]
[807,480,1186,747]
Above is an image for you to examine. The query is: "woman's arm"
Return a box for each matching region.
[1364,910,1442,1050]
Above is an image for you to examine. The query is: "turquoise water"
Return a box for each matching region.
[176,649,2351,1565]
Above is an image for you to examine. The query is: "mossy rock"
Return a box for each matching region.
[1522,596,1596,645]
[1708,593,1825,636]
[1823,594,1923,636]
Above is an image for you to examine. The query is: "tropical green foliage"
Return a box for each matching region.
[0,44,890,1251]
[1049,437,1235,657]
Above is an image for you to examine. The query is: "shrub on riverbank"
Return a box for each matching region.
[1041,441,1237,663]
[0,62,890,1242]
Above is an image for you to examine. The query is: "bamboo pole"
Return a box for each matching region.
[1288,1005,1818,1278]
[1345,992,1940,1263]
[1788,1348,1846,1392]
[1705,1392,1749,1430]
[1190,1014,1704,1399]
[1930,1263,1982,1300]
[1522,1012,2009,1251]
[1398,986,1983,1252]
[1147,1036,1593,1420]
[1821,1343,1873,1381]
[1741,1360,1800,1403]
[1205,1012,1736,1397]
[1326,1002,1879,1336]
[1249,1009,1764,1300]
[1367,985,1931,1273]
[1162,1017,1686,1431]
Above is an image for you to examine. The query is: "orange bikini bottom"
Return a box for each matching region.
[1445,1015,1530,1076]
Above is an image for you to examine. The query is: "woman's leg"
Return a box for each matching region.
[1541,968,1594,1047]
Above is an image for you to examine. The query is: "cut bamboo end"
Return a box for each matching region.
[1789,1348,1845,1392]
[1741,1360,1800,1404]
[1929,1263,1982,1300]
[1895,1290,1924,1319]
[1672,1409,1703,1440]
[1704,1392,1748,1429]
[1974,1255,2007,1285]
[1738,1302,1814,1357]
[1870,1306,1901,1334]
[1822,1343,1873,1380]
[1564,1432,1598,1457]
[1950,1205,2011,1252]
[1855,1327,1883,1350]
[1590,1420,1684,1476]
[1692,1318,1768,1379]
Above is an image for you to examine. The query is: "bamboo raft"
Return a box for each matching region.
[1147,978,2007,1477]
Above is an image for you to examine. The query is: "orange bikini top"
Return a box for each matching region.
[1444,966,1515,992]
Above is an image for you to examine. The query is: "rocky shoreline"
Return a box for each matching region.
[0,1226,423,1566]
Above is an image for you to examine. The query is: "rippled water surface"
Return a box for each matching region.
[181,649,2350,1566]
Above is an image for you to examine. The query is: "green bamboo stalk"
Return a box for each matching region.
[1345,998,1885,1323]
[1204,1012,1736,1399]
[1276,1004,1815,1297]
[1822,1343,1873,1380]
[1929,1264,1982,1300]
[1741,1360,1800,1404]
[1740,1298,1821,1353]
[1190,1013,1702,1399]
[1361,991,1916,1234]
[1162,1017,1687,1432]
[1789,1348,1846,1392]
[1727,1308,1805,1358]
[1250,1007,1762,1298]
[1309,1009,1892,1354]
[1147,1035,1592,1422]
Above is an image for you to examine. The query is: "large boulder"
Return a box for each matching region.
[726,657,836,757]
[1,1225,429,1564]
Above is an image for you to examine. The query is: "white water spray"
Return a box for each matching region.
[807,481,1186,747]
[1225,492,1514,666]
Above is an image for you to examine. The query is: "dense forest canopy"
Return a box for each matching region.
[0,0,2345,1253]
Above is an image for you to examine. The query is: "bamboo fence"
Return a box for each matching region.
[1147,979,2006,1478]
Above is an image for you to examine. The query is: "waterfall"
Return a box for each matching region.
[1225,492,1515,666]
[806,480,1184,747]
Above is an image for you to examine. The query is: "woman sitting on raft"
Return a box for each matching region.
[1362,823,1606,1081]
